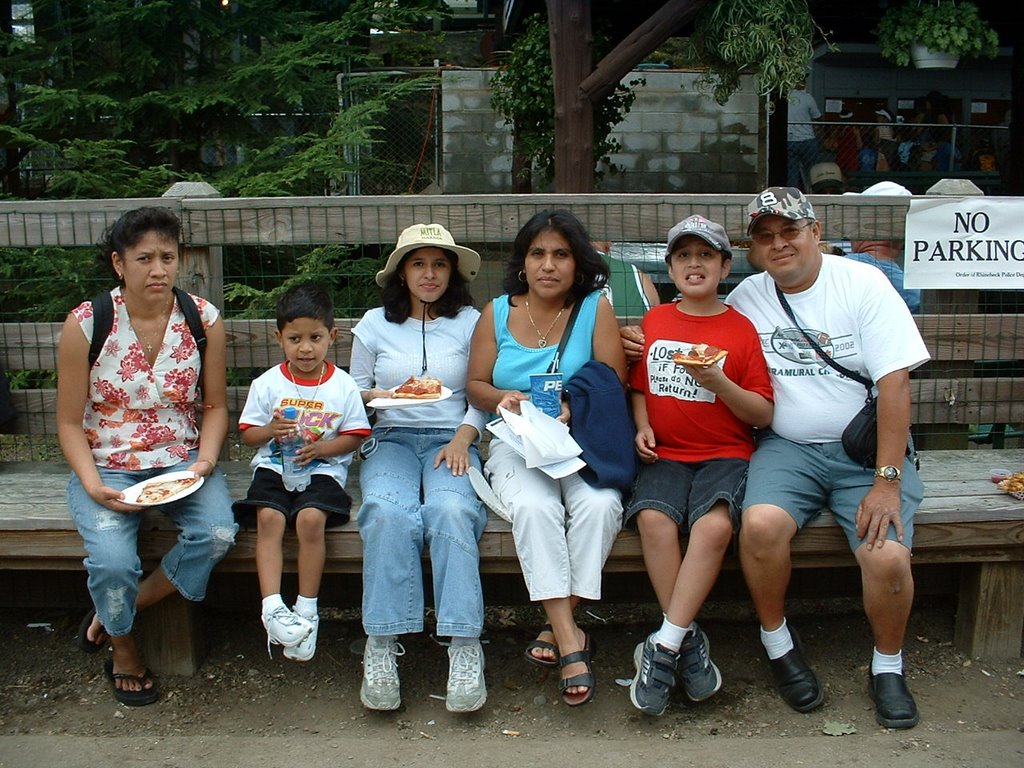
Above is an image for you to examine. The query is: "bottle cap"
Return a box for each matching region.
[282,405,299,419]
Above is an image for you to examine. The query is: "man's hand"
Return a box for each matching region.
[620,324,645,363]
[856,481,904,550]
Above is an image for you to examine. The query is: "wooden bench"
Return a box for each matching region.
[2,314,1023,674]
[844,169,1003,195]
[2,451,1022,672]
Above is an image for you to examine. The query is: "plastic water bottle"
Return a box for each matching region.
[279,406,312,492]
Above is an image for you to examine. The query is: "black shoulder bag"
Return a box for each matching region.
[774,285,880,467]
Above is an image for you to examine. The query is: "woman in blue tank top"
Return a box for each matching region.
[467,210,627,707]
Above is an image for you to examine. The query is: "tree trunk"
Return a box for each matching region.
[547,0,593,193]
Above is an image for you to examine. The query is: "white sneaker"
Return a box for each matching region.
[360,636,404,711]
[283,609,319,662]
[446,641,487,713]
[262,605,313,655]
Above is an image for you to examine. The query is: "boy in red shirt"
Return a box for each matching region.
[627,215,774,716]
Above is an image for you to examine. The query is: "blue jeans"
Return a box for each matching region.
[358,427,486,637]
[67,452,238,637]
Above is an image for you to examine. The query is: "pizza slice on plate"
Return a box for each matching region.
[672,343,728,367]
[136,475,200,505]
[393,375,443,400]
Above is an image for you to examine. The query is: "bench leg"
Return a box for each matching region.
[954,562,1024,658]
[136,593,207,676]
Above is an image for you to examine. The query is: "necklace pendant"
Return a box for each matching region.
[537,338,547,348]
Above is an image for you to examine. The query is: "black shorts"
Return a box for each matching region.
[232,467,352,530]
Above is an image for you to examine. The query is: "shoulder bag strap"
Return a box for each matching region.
[774,284,874,398]
[547,297,584,374]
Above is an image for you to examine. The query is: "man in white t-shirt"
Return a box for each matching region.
[726,187,929,730]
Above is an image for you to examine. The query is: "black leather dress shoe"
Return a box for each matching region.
[870,672,919,729]
[767,631,824,713]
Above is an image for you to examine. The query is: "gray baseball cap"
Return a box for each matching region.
[665,215,732,260]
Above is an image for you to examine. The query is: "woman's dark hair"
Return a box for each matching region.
[501,209,608,306]
[96,206,182,280]
[381,248,474,323]
[276,282,335,331]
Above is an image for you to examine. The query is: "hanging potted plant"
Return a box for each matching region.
[874,1,1000,69]
[685,0,834,104]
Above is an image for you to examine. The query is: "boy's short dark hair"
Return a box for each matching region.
[276,283,334,331]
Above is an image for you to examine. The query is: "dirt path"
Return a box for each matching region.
[1,599,1022,767]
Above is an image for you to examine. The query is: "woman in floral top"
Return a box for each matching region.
[56,207,237,706]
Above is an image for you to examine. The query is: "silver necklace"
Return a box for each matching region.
[525,300,565,348]
[289,362,327,402]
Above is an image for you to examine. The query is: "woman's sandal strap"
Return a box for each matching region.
[558,649,590,667]
[559,671,595,692]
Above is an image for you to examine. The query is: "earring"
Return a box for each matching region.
[518,270,527,282]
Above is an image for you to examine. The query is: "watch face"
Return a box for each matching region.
[878,466,899,480]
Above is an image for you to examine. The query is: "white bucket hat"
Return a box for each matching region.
[375,223,481,287]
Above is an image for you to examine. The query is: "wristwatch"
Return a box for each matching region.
[874,465,902,482]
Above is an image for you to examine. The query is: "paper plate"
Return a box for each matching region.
[367,386,453,409]
[468,466,511,522]
[121,470,205,507]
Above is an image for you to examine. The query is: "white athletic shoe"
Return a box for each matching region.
[262,605,313,656]
[360,636,404,711]
[446,642,487,713]
[283,609,319,662]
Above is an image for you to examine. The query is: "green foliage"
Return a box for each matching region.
[687,0,829,104]
[1,0,450,199]
[874,1,999,67]
[489,14,641,188]
[47,140,180,199]
[223,245,379,319]
[0,246,106,322]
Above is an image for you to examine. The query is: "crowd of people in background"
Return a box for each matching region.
[789,86,1008,195]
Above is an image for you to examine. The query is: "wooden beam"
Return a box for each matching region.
[579,0,707,104]
[547,0,594,193]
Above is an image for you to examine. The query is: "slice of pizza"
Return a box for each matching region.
[136,475,200,505]
[392,375,443,400]
[672,343,728,367]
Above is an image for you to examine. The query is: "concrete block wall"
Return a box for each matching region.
[441,69,513,194]
[441,68,761,194]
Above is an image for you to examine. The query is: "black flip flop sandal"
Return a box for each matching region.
[76,608,109,653]
[104,658,158,707]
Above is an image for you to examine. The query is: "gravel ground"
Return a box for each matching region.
[1,596,1022,767]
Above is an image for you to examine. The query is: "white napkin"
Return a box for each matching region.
[487,400,585,479]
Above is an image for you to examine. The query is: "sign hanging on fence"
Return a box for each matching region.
[904,197,1024,289]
